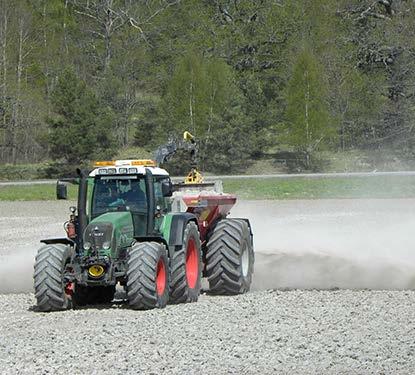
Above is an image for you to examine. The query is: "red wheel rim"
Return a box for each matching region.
[186,238,198,289]
[156,259,166,296]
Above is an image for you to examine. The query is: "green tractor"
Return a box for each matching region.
[33,159,254,311]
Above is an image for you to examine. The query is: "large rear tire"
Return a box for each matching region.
[33,244,73,312]
[169,221,202,304]
[206,219,254,295]
[126,242,169,310]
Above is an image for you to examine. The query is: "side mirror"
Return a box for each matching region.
[56,181,68,200]
[161,181,173,197]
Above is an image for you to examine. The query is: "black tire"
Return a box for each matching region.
[33,244,73,312]
[73,285,115,306]
[169,221,202,304]
[206,219,254,295]
[126,242,169,310]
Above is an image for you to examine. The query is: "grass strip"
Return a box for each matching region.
[1,175,415,201]
[223,175,415,200]
[0,184,78,201]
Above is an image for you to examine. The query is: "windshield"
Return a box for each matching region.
[91,176,147,218]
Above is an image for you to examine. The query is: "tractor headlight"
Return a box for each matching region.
[83,241,91,250]
[102,241,111,250]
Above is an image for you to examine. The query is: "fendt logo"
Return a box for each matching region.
[92,226,104,237]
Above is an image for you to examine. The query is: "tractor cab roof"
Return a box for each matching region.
[89,159,169,177]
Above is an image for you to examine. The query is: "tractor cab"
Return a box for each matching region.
[89,160,172,237]
[56,159,173,258]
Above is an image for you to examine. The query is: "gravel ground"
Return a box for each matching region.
[0,291,415,374]
[1,200,415,373]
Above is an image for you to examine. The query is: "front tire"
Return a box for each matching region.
[126,242,169,310]
[33,244,73,312]
[169,222,202,304]
[206,219,254,295]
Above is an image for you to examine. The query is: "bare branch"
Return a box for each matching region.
[86,29,106,39]
[218,3,233,23]
[128,17,144,34]
[356,0,393,21]
[365,11,389,20]
[74,9,99,21]
[141,0,180,25]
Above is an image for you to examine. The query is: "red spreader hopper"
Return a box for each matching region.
[172,182,237,242]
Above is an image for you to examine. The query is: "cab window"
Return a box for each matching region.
[153,176,171,212]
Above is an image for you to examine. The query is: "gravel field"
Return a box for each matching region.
[1,199,415,373]
[1,290,415,374]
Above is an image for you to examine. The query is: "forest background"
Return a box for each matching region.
[0,0,413,177]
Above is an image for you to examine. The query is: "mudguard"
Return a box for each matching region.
[163,212,198,247]
[40,238,75,246]
[133,213,198,259]
[133,236,168,247]
[168,212,197,246]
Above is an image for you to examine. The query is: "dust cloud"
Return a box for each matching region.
[0,250,36,294]
[1,199,415,294]
[231,200,415,291]
[0,201,67,295]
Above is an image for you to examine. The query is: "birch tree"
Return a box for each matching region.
[284,48,335,167]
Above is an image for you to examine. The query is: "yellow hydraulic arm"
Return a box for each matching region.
[182,131,204,184]
[154,130,204,184]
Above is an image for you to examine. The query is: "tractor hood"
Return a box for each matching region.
[83,212,134,257]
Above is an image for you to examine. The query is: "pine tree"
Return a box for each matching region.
[47,68,115,164]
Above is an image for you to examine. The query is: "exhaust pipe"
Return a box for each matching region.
[76,168,88,248]
[145,168,155,235]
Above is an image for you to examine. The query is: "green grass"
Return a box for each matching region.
[223,175,415,200]
[1,175,415,201]
[0,184,78,201]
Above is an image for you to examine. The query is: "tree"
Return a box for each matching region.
[2,0,415,172]
[163,52,208,136]
[284,48,335,167]
[164,53,243,135]
[133,95,160,148]
[335,0,415,151]
[48,68,115,164]
[202,111,252,174]
[162,52,250,171]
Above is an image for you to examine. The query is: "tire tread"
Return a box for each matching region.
[33,244,72,312]
[126,242,168,310]
[206,219,254,295]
